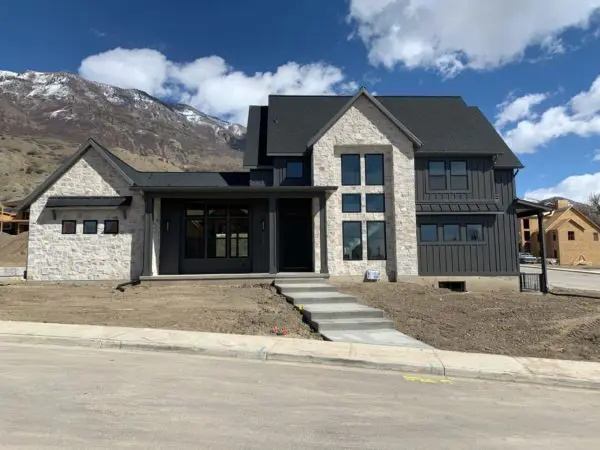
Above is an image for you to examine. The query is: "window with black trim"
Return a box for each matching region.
[83,220,98,234]
[450,161,468,190]
[104,220,119,235]
[466,224,483,241]
[341,154,360,186]
[342,221,362,260]
[443,224,460,241]
[420,224,437,242]
[365,154,384,185]
[428,161,446,190]
[365,194,385,212]
[524,231,531,241]
[62,220,76,235]
[342,194,361,213]
[568,231,575,241]
[523,219,530,230]
[286,161,303,179]
[367,221,386,260]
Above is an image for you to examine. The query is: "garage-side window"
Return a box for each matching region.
[104,220,119,235]
[62,220,76,234]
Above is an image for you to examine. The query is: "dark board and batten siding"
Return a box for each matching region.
[414,157,496,201]
[272,157,311,186]
[416,169,519,276]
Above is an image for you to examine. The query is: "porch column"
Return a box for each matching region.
[537,212,549,293]
[268,197,278,274]
[142,195,153,277]
[319,193,328,274]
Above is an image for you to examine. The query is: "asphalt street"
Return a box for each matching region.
[521,265,600,291]
[0,343,599,449]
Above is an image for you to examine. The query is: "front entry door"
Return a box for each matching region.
[279,199,313,272]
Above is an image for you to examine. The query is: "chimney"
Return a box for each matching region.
[556,199,571,209]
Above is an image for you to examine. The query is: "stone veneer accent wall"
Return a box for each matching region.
[312,96,418,279]
[27,150,144,281]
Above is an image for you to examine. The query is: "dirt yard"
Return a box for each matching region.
[334,281,600,362]
[0,282,320,339]
[0,232,28,266]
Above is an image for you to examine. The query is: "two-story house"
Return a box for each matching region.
[520,198,600,266]
[16,88,532,289]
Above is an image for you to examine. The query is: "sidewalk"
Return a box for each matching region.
[1,320,599,389]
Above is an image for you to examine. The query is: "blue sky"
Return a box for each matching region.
[2,0,600,201]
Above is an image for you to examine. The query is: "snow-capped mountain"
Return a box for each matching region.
[0,70,247,201]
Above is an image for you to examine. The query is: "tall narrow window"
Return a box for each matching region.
[428,161,446,190]
[208,205,228,258]
[568,231,575,241]
[185,218,205,258]
[450,161,468,190]
[365,154,384,185]
[367,221,386,260]
[594,232,599,241]
[342,221,362,260]
[524,231,531,241]
[341,154,361,186]
[230,207,249,258]
[523,219,530,230]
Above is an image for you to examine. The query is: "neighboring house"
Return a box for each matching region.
[520,198,600,265]
[0,201,29,235]
[16,88,531,286]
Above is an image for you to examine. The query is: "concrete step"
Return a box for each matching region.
[282,291,359,306]
[274,275,328,283]
[323,329,431,348]
[302,303,384,321]
[276,283,337,293]
[314,318,395,332]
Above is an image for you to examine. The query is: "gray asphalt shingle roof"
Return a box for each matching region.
[260,95,522,168]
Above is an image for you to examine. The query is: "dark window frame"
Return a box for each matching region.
[419,224,438,242]
[568,231,575,241]
[286,161,303,179]
[61,220,76,235]
[104,220,119,235]
[443,224,461,242]
[466,223,484,242]
[366,221,386,260]
[341,194,361,213]
[83,220,98,235]
[365,193,385,213]
[449,160,468,191]
[427,160,447,191]
[341,154,361,186]
[426,159,471,193]
[524,230,531,241]
[342,221,362,261]
[364,153,384,186]
[523,219,530,230]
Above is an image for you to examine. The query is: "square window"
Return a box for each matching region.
[443,224,461,241]
[286,161,303,178]
[428,161,446,191]
[104,220,119,235]
[568,231,575,241]
[62,220,76,234]
[365,194,385,212]
[420,224,437,242]
[365,154,384,185]
[83,220,98,234]
[466,224,483,241]
[367,221,386,260]
[341,154,361,186]
[342,221,362,260]
[342,194,361,213]
[450,161,468,190]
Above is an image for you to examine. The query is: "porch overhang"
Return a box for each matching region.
[134,186,338,198]
[514,198,552,218]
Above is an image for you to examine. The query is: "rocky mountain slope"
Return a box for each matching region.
[0,70,246,201]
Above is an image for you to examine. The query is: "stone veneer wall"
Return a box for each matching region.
[27,150,144,281]
[312,96,418,279]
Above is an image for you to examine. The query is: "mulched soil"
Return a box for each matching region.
[0,282,321,340]
[333,281,600,362]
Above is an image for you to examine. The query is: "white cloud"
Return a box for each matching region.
[348,0,600,76]
[525,172,600,202]
[79,48,357,124]
[501,75,600,153]
[593,149,600,161]
[495,93,548,128]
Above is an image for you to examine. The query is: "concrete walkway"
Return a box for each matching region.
[274,278,429,348]
[1,320,599,389]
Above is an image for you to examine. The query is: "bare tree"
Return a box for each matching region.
[590,193,600,216]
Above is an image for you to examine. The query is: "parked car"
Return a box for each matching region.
[519,253,538,264]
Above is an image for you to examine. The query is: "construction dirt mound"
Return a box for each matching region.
[0,232,28,267]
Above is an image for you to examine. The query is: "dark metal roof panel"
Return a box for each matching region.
[45,196,132,208]
[135,172,250,188]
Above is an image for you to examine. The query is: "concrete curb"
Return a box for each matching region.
[1,321,599,390]
[525,265,600,275]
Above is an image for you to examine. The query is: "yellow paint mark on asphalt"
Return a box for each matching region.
[403,375,454,384]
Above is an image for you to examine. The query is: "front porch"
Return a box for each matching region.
[140,187,335,278]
